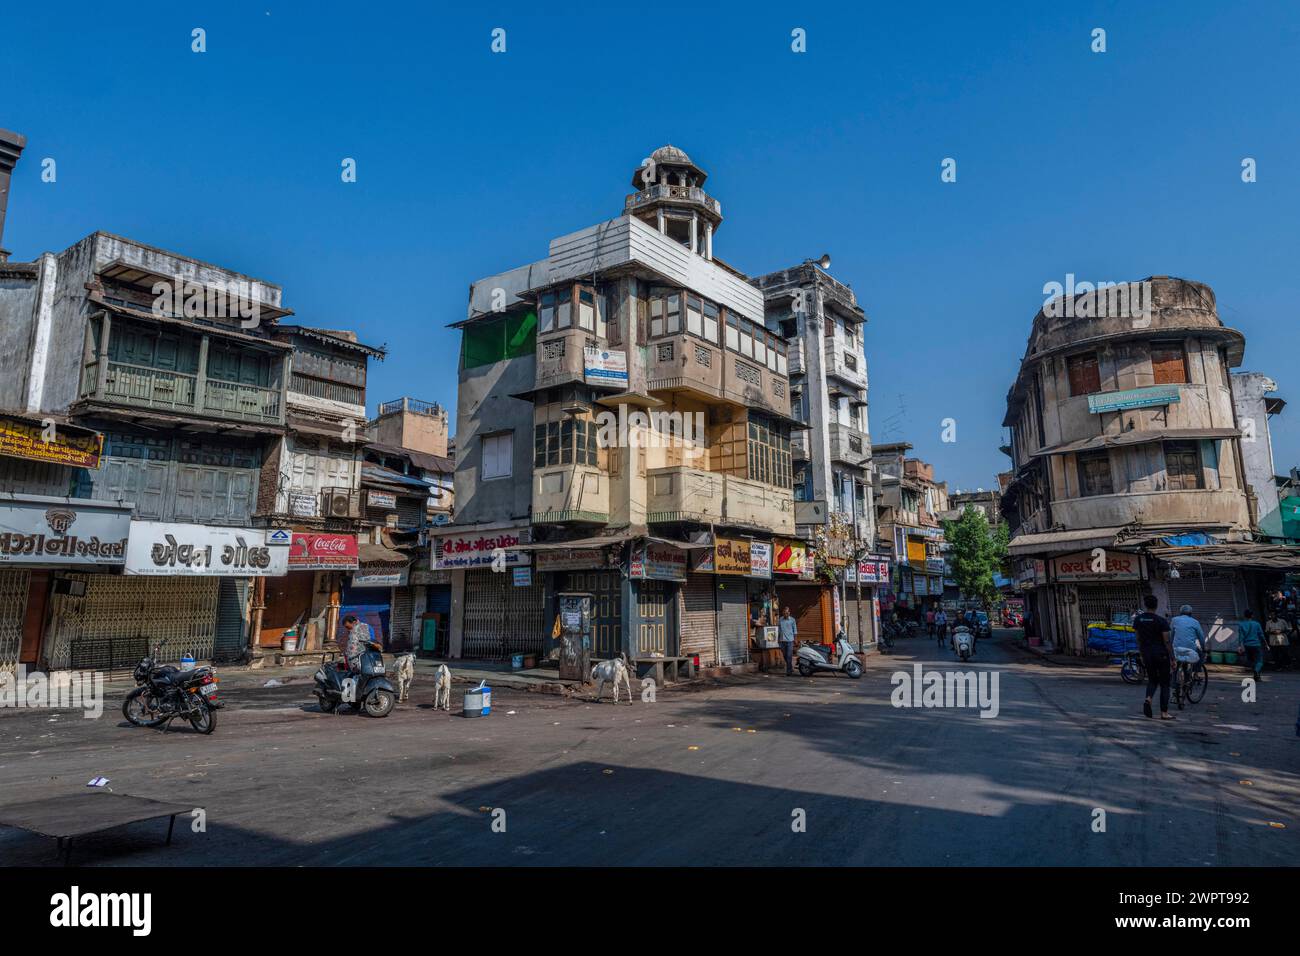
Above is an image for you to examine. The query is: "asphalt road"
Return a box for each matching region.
[1,630,1296,866]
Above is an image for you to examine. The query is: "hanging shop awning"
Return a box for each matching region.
[1007,527,1126,556]
[1031,427,1240,458]
[1144,542,1300,571]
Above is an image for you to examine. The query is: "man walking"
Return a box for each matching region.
[1238,609,1266,681]
[1265,610,1292,670]
[1133,594,1174,720]
[934,607,948,647]
[778,606,798,676]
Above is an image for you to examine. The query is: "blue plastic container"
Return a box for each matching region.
[463,682,492,718]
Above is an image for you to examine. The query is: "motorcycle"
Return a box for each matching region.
[796,633,864,678]
[313,642,397,717]
[122,642,221,734]
[951,625,974,662]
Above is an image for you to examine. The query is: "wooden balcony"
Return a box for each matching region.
[532,464,609,525]
[646,465,794,534]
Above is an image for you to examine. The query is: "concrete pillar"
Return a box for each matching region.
[703,222,713,260]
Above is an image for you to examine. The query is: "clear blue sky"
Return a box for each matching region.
[4,1,1298,490]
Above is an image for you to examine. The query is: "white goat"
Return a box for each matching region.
[392,653,416,702]
[432,663,452,712]
[591,654,633,705]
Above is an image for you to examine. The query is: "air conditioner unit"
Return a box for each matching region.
[321,489,361,519]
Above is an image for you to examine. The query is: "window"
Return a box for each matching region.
[1164,440,1204,490]
[746,413,792,489]
[753,329,766,365]
[481,432,513,480]
[703,301,719,342]
[1151,342,1188,385]
[1077,450,1113,497]
[556,288,572,329]
[725,313,740,351]
[462,312,538,369]
[539,293,555,333]
[776,339,788,376]
[794,462,812,501]
[739,321,753,358]
[666,293,681,334]
[1067,352,1102,396]
[686,295,702,336]
[650,297,664,337]
[533,418,597,468]
[765,333,778,372]
[578,288,595,332]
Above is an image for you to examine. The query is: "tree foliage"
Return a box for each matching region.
[942,507,1009,605]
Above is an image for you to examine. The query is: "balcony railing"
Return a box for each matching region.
[102,361,197,412]
[624,184,721,217]
[89,361,282,424]
[290,373,364,408]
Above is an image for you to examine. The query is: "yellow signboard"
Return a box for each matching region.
[906,537,927,570]
[713,536,752,575]
[0,415,103,469]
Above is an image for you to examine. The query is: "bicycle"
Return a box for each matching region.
[1172,656,1209,709]
[1119,649,1146,684]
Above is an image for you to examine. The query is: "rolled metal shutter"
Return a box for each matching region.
[391,587,415,651]
[1076,583,1145,630]
[0,570,30,674]
[680,572,716,666]
[1167,572,1239,649]
[213,578,249,662]
[784,584,826,646]
[715,578,748,665]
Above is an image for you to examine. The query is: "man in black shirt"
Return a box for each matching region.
[1133,593,1174,719]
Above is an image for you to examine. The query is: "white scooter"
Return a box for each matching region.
[951,625,974,662]
[796,634,864,679]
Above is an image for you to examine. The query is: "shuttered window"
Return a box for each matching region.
[481,432,513,480]
[1151,343,1188,385]
[1077,450,1114,497]
[1067,352,1101,396]
[1164,440,1203,490]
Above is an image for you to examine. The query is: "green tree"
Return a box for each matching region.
[942,508,1009,606]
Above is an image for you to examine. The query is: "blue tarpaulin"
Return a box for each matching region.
[1086,623,1137,655]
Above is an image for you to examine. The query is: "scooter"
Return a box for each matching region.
[952,625,974,662]
[314,642,397,717]
[796,634,864,678]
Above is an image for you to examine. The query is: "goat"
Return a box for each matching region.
[433,663,452,712]
[392,653,416,702]
[590,653,633,705]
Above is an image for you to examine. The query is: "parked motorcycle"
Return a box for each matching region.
[313,642,396,717]
[122,642,221,734]
[796,634,864,678]
[952,625,974,662]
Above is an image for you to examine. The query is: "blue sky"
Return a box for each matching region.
[3,1,1298,490]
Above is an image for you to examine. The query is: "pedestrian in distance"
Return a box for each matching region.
[1133,594,1174,720]
[926,605,936,638]
[1265,610,1292,670]
[934,607,948,647]
[1238,609,1266,681]
[778,606,798,676]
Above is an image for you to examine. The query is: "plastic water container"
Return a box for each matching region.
[463,681,492,718]
[180,654,196,671]
[510,653,524,670]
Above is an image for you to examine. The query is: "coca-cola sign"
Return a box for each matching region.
[289,533,359,569]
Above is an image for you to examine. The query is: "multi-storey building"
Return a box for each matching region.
[250,325,385,655]
[872,443,949,617]
[1230,371,1290,541]
[438,146,802,668]
[0,226,295,670]
[755,262,880,648]
[998,276,1291,654]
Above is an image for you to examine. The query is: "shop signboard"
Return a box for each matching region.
[0,414,103,469]
[772,538,807,575]
[749,541,772,579]
[125,522,288,576]
[713,536,751,575]
[289,532,359,570]
[1052,550,1144,583]
[629,542,687,581]
[0,497,131,565]
[431,528,530,570]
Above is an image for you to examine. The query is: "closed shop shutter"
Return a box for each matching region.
[1167,572,1239,648]
[716,578,748,665]
[784,584,826,647]
[396,495,424,530]
[841,588,875,648]
[462,570,547,659]
[214,578,249,661]
[1076,583,1145,628]
[680,572,716,665]
[0,570,31,673]
[47,575,219,670]
[391,586,415,651]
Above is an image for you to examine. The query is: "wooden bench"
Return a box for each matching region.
[0,792,195,865]
[632,655,696,685]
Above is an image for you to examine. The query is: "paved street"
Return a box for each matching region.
[1,630,1295,866]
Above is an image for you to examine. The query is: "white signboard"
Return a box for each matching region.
[583,347,628,386]
[125,522,288,576]
[749,541,772,578]
[431,528,530,570]
[0,498,132,566]
[289,493,318,518]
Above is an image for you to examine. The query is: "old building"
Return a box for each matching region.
[439,146,801,668]
[998,276,1291,654]
[250,325,386,655]
[755,261,881,649]
[0,229,294,668]
[1230,371,1290,541]
[872,443,949,617]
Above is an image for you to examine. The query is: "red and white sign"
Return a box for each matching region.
[431,528,530,570]
[289,532,359,570]
[1052,550,1144,583]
